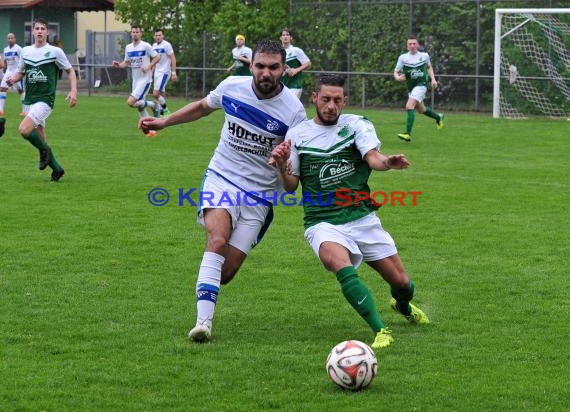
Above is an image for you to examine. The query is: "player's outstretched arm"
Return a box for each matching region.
[394,71,406,82]
[139,97,216,133]
[365,150,410,171]
[112,59,128,69]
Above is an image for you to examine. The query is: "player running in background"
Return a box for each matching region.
[0,33,25,126]
[5,18,77,181]
[270,74,429,349]
[112,25,160,135]
[226,34,253,76]
[151,28,177,117]
[394,35,444,142]
[280,28,311,99]
[139,40,306,344]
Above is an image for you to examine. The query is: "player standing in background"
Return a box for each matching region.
[151,28,177,117]
[139,40,306,344]
[226,34,252,76]
[270,74,429,349]
[0,33,25,122]
[112,25,160,136]
[394,35,444,142]
[280,28,311,99]
[5,18,77,182]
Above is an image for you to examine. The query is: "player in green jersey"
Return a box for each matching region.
[5,18,77,181]
[394,36,444,142]
[270,74,429,349]
[227,34,253,76]
[280,28,311,99]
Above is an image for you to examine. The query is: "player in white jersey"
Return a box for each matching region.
[112,25,160,135]
[0,33,25,118]
[271,74,429,350]
[139,40,306,343]
[152,29,177,117]
[4,18,77,181]
[280,28,311,99]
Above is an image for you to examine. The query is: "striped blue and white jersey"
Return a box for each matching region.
[3,44,23,72]
[206,76,306,194]
[152,40,174,74]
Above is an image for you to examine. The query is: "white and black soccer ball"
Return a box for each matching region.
[326,340,378,391]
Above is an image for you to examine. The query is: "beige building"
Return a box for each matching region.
[75,10,129,51]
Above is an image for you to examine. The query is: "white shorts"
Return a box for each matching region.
[131,79,151,101]
[304,212,397,268]
[197,169,273,254]
[153,72,171,92]
[408,85,427,103]
[23,102,52,128]
[0,69,24,91]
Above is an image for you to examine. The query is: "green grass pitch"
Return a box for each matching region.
[0,94,568,411]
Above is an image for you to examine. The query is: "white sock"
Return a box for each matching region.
[195,252,225,329]
[0,92,7,112]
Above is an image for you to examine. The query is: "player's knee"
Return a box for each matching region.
[19,125,32,137]
[205,236,228,255]
[390,273,410,290]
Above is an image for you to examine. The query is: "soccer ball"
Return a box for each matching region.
[326,340,378,391]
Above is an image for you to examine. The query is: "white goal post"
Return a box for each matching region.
[493,8,570,118]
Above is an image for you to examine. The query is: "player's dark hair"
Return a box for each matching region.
[131,24,142,31]
[408,35,418,41]
[33,18,48,28]
[252,40,286,64]
[154,28,164,34]
[315,74,347,93]
[281,28,293,37]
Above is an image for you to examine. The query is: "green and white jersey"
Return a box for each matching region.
[288,114,381,229]
[18,43,72,108]
[282,45,310,89]
[231,45,253,76]
[394,51,431,92]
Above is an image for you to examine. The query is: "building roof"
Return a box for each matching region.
[0,0,114,11]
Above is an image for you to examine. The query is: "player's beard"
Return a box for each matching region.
[254,75,280,97]
[316,108,340,126]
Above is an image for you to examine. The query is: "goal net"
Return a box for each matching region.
[493,8,570,119]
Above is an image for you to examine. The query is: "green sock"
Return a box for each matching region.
[406,109,415,134]
[390,280,415,316]
[336,266,384,333]
[424,107,440,120]
[48,150,62,171]
[24,129,49,152]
